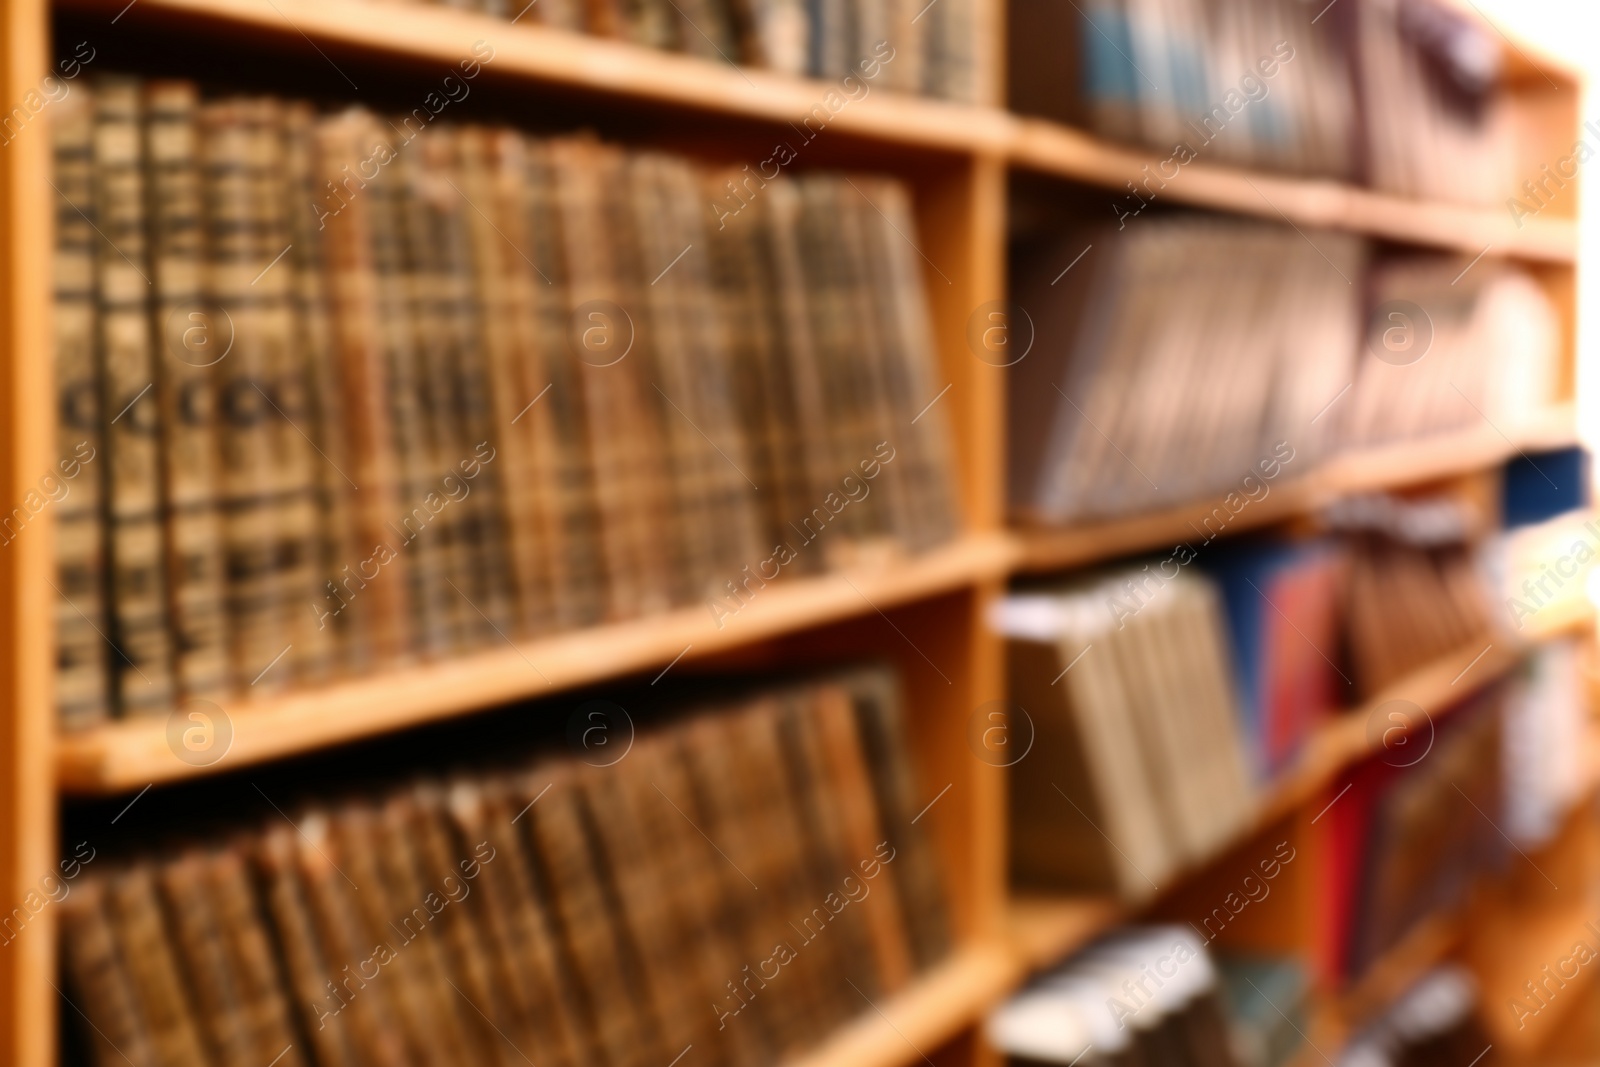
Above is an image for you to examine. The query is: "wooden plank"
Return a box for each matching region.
[0,0,58,1058]
[57,533,1017,793]
[1009,119,1578,263]
[782,942,1018,1067]
[1016,405,1578,574]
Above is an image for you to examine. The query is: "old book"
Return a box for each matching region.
[59,876,160,1067]
[843,667,952,968]
[203,847,309,1067]
[145,80,231,706]
[524,765,668,1067]
[448,778,585,1067]
[313,109,412,662]
[254,826,363,1067]
[284,101,367,680]
[93,75,176,716]
[368,792,488,1066]
[51,80,110,729]
[453,126,554,637]
[104,863,210,1067]
[811,682,915,993]
[156,851,256,1067]
[330,802,464,1067]
[503,135,608,628]
[200,97,285,693]
[293,811,413,1067]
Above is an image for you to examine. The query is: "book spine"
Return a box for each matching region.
[204,848,310,1067]
[51,80,111,729]
[103,863,211,1067]
[283,102,368,679]
[94,75,177,717]
[156,851,257,1066]
[145,79,232,706]
[59,877,160,1067]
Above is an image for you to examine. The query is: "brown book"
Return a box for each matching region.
[453,126,555,637]
[284,101,368,680]
[330,802,463,1067]
[508,136,607,627]
[291,811,412,1067]
[407,782,530,1067]
[314,109,412,663]
[368,791,487,1065]
[201,97,286,694]
[417,125,519,646]
[145,80,232,706]
[549,136,676,620]
[254,826,363,1067]
[51,80,110,729]
[844,667,951,968]
[103,862,210,1067]
[204,847,309,1067]
[575,752,724,1067]
[811,682,915,993]
[59,876,160,1067]
[156,850,257,1066]
[772,692,892,1018]
[523,764,667,1067]
[446,778,583,1067]
[93,75,176,717]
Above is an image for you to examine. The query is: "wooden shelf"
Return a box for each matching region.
[56,533,1015,794]
[1009,119,1578,263]
[1015,404,1578,574]
[56,0,1585,263]
[1000,639,1529,977]
[784,942,1018,1067]
[58,0,1012,155]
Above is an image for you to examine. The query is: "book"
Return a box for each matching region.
[59,667,950,1067]
[54,77,959,724]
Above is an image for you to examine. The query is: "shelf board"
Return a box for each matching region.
[1015,405,1578,574]
[784,941,1017,1067]
[1009,119,1577,263]
[59,0,1011,155]
[1005,894,1123,973]
[56,533,1014,794]
[57,0,1582,265]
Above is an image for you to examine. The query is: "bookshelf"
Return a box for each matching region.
[0,0,1590,1065]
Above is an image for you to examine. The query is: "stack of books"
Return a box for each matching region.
[1012,0,1520,206]
[51,75,958,729]
[60,668,952,1067]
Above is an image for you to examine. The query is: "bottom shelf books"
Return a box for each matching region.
[58,667,952,1067]
[1336,966,1492,1067]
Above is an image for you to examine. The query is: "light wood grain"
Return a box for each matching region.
[58,533,1016,793]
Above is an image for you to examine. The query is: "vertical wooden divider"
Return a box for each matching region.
[2,0,60,1062]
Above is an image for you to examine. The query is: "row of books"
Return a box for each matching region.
[1009,219,1560,525]
[1012,0,1521,207]
[996,520,1496,902]
[404,0,978,101]
[60,669,952,1067]
[987,927,1242,1067]
[50,76,957,728]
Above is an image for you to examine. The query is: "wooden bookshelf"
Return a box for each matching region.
[0,0,1588,1062]
[57,532,1016,792]
[1009,118,1579,263]
[1015,403,1579,573]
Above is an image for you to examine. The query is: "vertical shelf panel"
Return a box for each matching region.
[1,0,59,1061]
